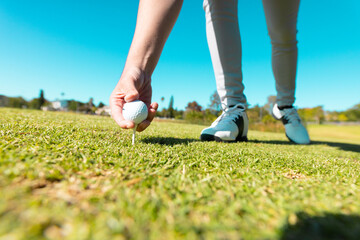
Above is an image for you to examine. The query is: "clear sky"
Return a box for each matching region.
[1,0,359,111]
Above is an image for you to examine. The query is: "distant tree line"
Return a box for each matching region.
[2,90,360,125]
[324,104,360,122]
[0,90,106,114]
[67,98,103,114]
[156,92,360,130]
[0,90,47,110]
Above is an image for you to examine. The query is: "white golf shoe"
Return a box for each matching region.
[200,103,248,142]
[272,104,310,144]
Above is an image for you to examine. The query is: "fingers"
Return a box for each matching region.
[110,68,153,131]
[111,94,157,132]
[137,102,158,132]
[110,93,136,129]
[147,102,158,122]
[115,90,139,103]
[137,120,151,132]
[120,120,136,129]
[112,107,135,129]
[124,91,139,103]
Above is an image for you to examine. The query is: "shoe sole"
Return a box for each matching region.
[200,134,247,143]
[214,136,248,143]
[200,134,215,141]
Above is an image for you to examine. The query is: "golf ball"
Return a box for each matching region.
[122,100,148,124]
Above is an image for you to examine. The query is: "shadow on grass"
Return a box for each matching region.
[249,139,360,154]
[141,137,199,146]
[280,212,360,240]
[142,136,359,153]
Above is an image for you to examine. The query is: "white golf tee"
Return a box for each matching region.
[132,124,137,145]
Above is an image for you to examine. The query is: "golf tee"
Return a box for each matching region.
[132,124,137,145]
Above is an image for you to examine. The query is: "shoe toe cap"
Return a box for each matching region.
[285,125,310,144]
[214,131,238,141]
[201,127,216,136]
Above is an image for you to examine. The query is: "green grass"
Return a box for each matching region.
[308,124,360,144]
[1,108,360,240]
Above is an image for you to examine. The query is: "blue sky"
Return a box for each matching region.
[0,0,359,111]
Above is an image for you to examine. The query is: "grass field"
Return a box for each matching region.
[1,108,360,240]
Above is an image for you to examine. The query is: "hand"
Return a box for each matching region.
[110,67,158,132]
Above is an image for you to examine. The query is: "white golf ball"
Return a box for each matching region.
[122,100,148,124]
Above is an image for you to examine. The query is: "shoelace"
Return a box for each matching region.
[213,103,246,125]
[282,108,301,124]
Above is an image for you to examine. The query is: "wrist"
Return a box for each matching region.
[120,65,151,86]
[125,40,159,77]
[125,57,154,77]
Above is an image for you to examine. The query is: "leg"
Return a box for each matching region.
[262,0,300,107]
[264,0,310,144]
[201,0,248,142]
[203,0,246,108]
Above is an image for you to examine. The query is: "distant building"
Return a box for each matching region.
[41,106,53,111]
[95,106,111,116]
[42,100,68,111]
[52,100,68,110]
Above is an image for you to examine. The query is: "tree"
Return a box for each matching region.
[298,106,325,123]
[8,97,27,108]
[246,105,261,123]
[184,110,204,124]
[344,103,360,121]
[39,89,45,109]
[168,95,174,118]
[174,109,184,120]
[28,98,40,109]
[338,113,348,122]
[98,102,105,108]
[158,108,168,118]
[263,95,277,113]
[261,114,277,124]
[0,95,9,107]
[88,98,94,108]
[209,91,221,114]
[325,111,340,122]
[68,100,85,112]
[313,106,325,124]
[186,101,202,112]
[68,100,78,111]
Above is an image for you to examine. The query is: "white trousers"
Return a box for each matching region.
[203,0,300,108]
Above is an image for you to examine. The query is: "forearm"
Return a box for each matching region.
[124,0,183,77]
